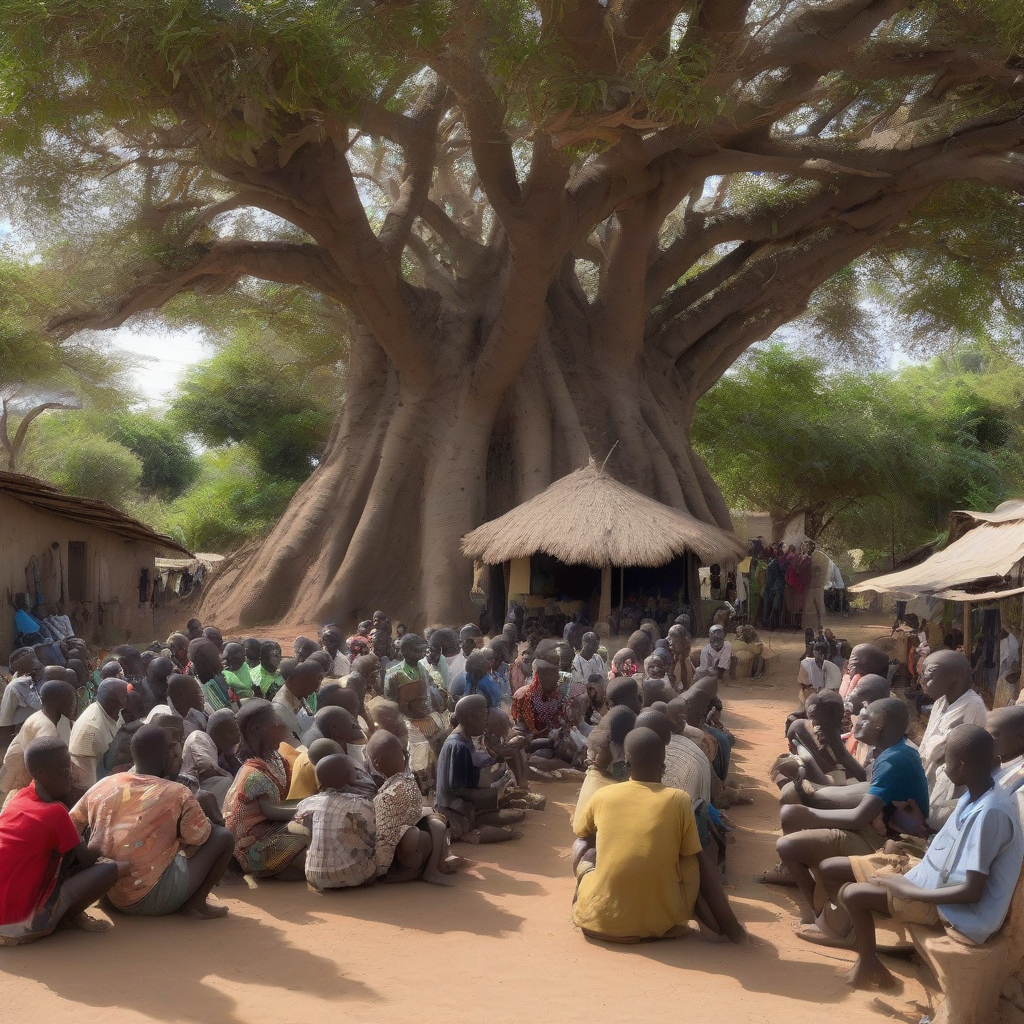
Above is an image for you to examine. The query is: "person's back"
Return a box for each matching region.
[573,778,701,941]
[449,669,502,707]
[70,771,209,910]
[0,781,80,926]
[664,732,712,808]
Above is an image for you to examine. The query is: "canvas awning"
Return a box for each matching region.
[850,500,1024,600]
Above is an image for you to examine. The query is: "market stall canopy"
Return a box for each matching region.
[460,461,746,568]
[850,500,1024,600]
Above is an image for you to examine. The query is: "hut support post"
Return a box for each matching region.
[599,563,612,637]
[963,601,971,656]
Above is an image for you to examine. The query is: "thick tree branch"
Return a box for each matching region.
[46,241,348,339]
[378,80,448,258]
[418,198,486,272]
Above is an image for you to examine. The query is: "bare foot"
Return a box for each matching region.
[443,855,468,873]
[794,922,854,949]
[63,911,112,933]
[844,957,900,991]
[181,898,229,919]
[421,865,457,886]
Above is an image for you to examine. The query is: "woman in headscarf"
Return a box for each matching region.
[511,639,575,768]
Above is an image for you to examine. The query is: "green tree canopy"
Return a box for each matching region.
[21,415,143,504]
[3,0,1024,626]
[693,343,1024,564]
[0,254,130,471]
[108,411,201,497]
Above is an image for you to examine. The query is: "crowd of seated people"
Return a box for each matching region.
[7,603,1022,1017]
[758,638,1024,992]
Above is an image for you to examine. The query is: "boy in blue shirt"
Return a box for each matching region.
[776,698,929,928]
[449,652,503,709]
[841,723,1024,990]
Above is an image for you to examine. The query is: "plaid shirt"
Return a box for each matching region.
[295,789,376,890]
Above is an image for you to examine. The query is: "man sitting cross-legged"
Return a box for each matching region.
[71,724,234,919]
[572,726,746,944]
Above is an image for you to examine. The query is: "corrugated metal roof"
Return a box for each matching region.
[0,470,193,557]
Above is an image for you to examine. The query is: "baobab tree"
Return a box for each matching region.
[3,0,1024,626]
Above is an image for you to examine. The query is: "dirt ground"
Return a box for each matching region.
[0,615,970,1023]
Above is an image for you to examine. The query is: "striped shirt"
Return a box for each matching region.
[663,734,712,808]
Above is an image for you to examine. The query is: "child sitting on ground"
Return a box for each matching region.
[288,738,346,800]
[0,737,122,944]
[780,691,868,788]
[435,695,523,844]
[365,729,461,885]
[222,643,255,700]
[839,724,1024,989]
[293,754,377,891]
[223,700,308,879]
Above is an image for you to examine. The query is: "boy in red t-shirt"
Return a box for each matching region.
[0,737,122,945]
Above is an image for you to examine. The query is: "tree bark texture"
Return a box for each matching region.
[38,1,1024,628]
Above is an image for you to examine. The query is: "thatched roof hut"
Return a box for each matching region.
[461,461,745,627]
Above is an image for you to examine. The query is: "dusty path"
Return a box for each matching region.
[2,616,948,1024]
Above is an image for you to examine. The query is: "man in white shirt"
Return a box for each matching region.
[919,650,989,828]
[797,640,842,706]
[0,648,43,747]
[571,632,606,685]
[0,678,77,805]
[69,679,128,790]
[693,624,732,684]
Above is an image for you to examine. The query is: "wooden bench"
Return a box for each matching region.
[904,791,1024,1024]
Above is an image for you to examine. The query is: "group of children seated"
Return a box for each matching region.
[768,640,1024,989]
[10,606,1015,1000]
[1,613,716,942]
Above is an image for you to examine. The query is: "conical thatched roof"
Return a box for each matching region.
[461,462,746,568]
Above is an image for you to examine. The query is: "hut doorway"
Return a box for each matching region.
[529,553,602,606]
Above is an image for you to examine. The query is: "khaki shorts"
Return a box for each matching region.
[797,826,885,863]
[849,847,922,884]
[885,894,975,944]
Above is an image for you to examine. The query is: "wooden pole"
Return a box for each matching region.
[619,565,625,619]
[963,601,971,655]
[599,563,612,638]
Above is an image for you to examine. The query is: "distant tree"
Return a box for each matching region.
[0,258,128,471]
[159,447,300,553]
[21,416,142,505]
[107,411,200,497]
[169,335,342,480]
[692,346,904,540]
[693,344,1024,559]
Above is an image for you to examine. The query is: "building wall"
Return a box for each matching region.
[0,492,161,657]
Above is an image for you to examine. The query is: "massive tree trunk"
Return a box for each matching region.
[201,273,733,629]
[33,0,1024,630]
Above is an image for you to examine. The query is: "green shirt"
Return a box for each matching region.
[251,665,284,701]
[224,664,254,699]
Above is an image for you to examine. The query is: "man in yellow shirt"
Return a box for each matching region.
[573,727,746,944]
